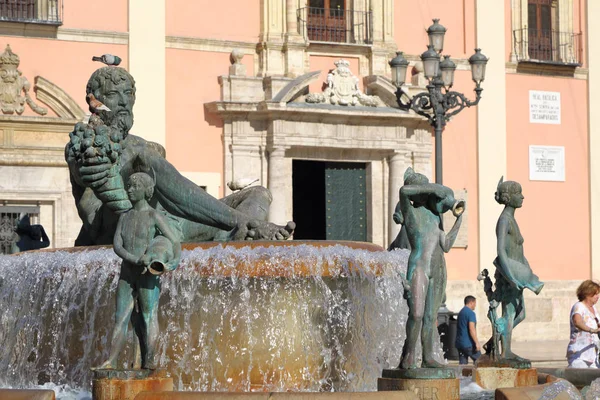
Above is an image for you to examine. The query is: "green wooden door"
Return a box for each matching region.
[325,162,367,241]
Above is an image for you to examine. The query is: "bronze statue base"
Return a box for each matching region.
[476,354,532,370]
[92,369,173,400]
[382,367,456,380]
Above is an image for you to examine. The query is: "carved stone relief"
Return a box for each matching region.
[305,59,384,107]
[0,45,47,116]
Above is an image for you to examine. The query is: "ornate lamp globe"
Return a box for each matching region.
[426,18,447,53]
[389,51,409,88]
[420,45,440,81]
[439,55,457,88]
[468,48,489,85]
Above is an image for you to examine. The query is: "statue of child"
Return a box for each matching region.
[98,171,181,370]
[398,167,464,370]
[490,177,543,362]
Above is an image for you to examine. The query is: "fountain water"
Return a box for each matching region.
[0,241,410,393]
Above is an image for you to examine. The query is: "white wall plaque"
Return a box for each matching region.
[529,145,565,181]
[529,90,561,124]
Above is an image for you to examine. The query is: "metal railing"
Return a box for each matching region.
[513,28,582,66]
[297,7,372,45]
[0,0,62,25]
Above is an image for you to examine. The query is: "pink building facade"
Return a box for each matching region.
[0,0,597,341]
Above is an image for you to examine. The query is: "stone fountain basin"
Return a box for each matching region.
[0,241,408,393]
[461,366,598,399]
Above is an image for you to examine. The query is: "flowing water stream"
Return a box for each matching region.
[0,243,417,393]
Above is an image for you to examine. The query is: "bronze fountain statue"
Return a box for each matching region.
[66,66,294,248]
[66,65,295,373]
[478,177,544,369]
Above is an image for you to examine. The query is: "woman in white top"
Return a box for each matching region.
[567,280,600,368]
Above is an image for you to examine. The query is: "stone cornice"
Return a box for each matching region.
[0,25,129,44]
[206,101,430,129]
[167,36,257,54]
[2,26,589,83]
[56,28,128,44]
[0,148,66,167]
[0,21,58,38]
[505,61,588,80]
[0,115,77,130]
[307,42,373,56]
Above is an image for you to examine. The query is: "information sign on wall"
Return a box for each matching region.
[529,145,565,181]
[529,90,561,125]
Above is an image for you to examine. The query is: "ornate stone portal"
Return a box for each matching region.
[207,57,434,248]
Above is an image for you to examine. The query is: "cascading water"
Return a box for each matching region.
[0,242,413,393]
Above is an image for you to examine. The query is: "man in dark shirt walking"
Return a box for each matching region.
[455,295,481,364]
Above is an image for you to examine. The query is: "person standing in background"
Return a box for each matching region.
[567,280,600,368]
[456,295,481,365]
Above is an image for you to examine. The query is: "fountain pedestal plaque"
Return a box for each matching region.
[92,369,173,400]
[378,369,459,400]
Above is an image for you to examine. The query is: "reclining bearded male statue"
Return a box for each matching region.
[66,66,294,245]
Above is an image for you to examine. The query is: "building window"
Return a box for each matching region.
[511,0,581,66]
[0,0,62,25]
[297,0,372,44]
[527,0,553,61]
[0,206,40,254]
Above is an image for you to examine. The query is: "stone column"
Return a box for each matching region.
[129,0,166,147]
[588,0,600,280]
[412,150,433,182]
[367,159,385,247]
[476,0,507,273]
[509,0,521,63]
[558,0,575,62]
[382,0,394,43]
[387,152,408,245]
[286,0,297,34]
[258,0,286,76]
[268,147,292,225]
[371,0,383,43]
[369,0,396,76]
[284,0,307,77]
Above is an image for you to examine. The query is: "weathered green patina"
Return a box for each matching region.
[397,168,464,376]
[66,67,294,246]
[479,177,544,369]
[98,172,181,370]
[388,178,410,252]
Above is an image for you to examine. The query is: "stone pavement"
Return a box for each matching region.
[448,340,569,368]
[513,340,569,367]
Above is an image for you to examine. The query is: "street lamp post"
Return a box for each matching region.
[389,19,489,185]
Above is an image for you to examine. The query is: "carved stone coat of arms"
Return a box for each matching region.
[0,44,46,115]
[306,59,382,107]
